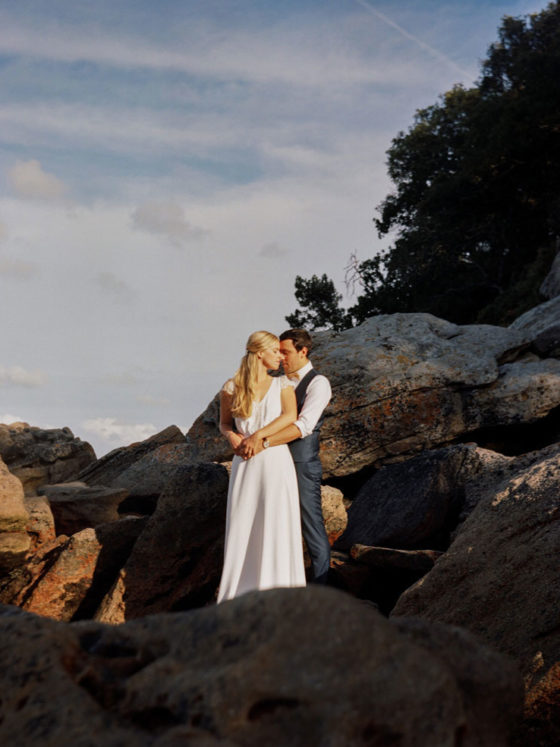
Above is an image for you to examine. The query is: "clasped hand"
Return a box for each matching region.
[235,433,262,460]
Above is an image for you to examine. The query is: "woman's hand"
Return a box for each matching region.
[228,432,244,451]
[237,433,260,460]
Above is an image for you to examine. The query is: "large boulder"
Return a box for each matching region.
[0,586,523,746]
[0,457,30,572]
[95,462,229,622]
[540,251,560,300]
[186,314,560,478]
[77,426,189,511]
[41,483,130,536]
[0,423,95,495]
[510,296,560,358]
[392,446,560,746]
[0,519,146,621]
[335,444,509,551]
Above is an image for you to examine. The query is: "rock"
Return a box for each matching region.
[0,518,147,622]
[392,447,560,746]
[186,314,560,478]
[533,324,560,358]
[77,425,188,509]
[540,250,560,300]
[335,444,506,551]
[0,457,30,572]
[24,494,56,550]
[320,484,347,544]
[42,484,129,536]
[392,617,524,747]
[350,544,442,571]
[0,423,95,495]
[510,295,560,343]
[96,462,229,622]
[330,546,442,615]
[0,586,523,746]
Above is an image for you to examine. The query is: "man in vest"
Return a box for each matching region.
[237,328,332,584]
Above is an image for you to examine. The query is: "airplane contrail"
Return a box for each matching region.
[353,0,473,80]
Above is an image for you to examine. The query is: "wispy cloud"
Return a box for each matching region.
[96,271,131,296]
[131,201,207,247]
[259,242,289,259]
[82,416,156,445]
[0,413,24,424]
[7,159,66,201]
[353,0,472,79]
[137,394,171,407]
[0,365,47,388]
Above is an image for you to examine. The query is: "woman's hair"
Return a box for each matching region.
[231,330,278,419]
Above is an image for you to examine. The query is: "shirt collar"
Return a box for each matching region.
[288,360,313,382]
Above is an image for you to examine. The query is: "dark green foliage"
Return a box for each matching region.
[287,2,560,329]
[285,274,352,331]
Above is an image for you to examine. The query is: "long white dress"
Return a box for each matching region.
[217,375,306,602]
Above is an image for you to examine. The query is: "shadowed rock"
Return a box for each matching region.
[0,457,30,572]
[392,445,560,747]
[0,586,522,746]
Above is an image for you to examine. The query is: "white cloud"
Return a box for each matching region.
[0,365,47,388]
[82,417,157,445]
[0,413,24,424]
[131,201,207,247]
[0,257,37,279]
[259,242,289,259]
[137,394,171,407]
[7,159,66,201]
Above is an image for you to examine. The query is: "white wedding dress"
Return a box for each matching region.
[217,375,306,602]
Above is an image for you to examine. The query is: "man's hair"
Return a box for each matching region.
[279,328,312,353]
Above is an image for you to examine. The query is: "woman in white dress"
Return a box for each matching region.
[217,330,306,602]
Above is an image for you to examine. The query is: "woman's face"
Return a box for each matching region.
[259,342,282,370]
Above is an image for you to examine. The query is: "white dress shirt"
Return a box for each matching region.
[289,361,332,439]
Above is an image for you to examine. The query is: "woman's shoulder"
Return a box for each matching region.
[278,374,295,390]
[221,378,235,395]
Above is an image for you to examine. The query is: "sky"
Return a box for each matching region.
[0,0,545,457]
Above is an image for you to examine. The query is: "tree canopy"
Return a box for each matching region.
[287,2,560,329]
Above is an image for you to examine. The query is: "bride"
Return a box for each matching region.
[217,330,306,602]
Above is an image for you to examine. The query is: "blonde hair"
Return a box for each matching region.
[231,330,279,419]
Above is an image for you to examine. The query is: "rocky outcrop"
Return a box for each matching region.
[0,586,523,746]
[24,494,55,550]
[77,425,188,512]
[0,518,146,621]
[335,444,510,551]
[187,314,560,478]
[0,457,30,572]
[510,296,560,358]
[0,423,95,495]
[41,483,129,536]
[392,445,560,747]
[96,462,229,622]
[540,250,560,300]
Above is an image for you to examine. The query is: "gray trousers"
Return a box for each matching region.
[294,458,331,583]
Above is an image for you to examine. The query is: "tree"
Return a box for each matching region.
[285,274,352,332]
[288,2,560,328]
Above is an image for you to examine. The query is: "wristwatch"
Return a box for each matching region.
[262,438,270,449]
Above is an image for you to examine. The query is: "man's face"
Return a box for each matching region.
[280,339,308,374]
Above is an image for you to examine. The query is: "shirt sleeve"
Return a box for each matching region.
[222,379,235,395]
[293,375,331,438]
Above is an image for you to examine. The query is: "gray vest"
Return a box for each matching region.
[288,369,325,463]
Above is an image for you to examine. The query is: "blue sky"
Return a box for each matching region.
[0,0,545,456]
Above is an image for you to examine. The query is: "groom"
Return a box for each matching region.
[238,328,332,584]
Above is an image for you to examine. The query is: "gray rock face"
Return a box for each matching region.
[42,483,129,536]
[335,444,509,551]
[392,445,560,746]
[187,313,560,478]
[0,586,523,746]
[0,423,95,495]
[510,295,560,339]
[77,425,188,504]
[96,462,229,622]
[540,251,560,300]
